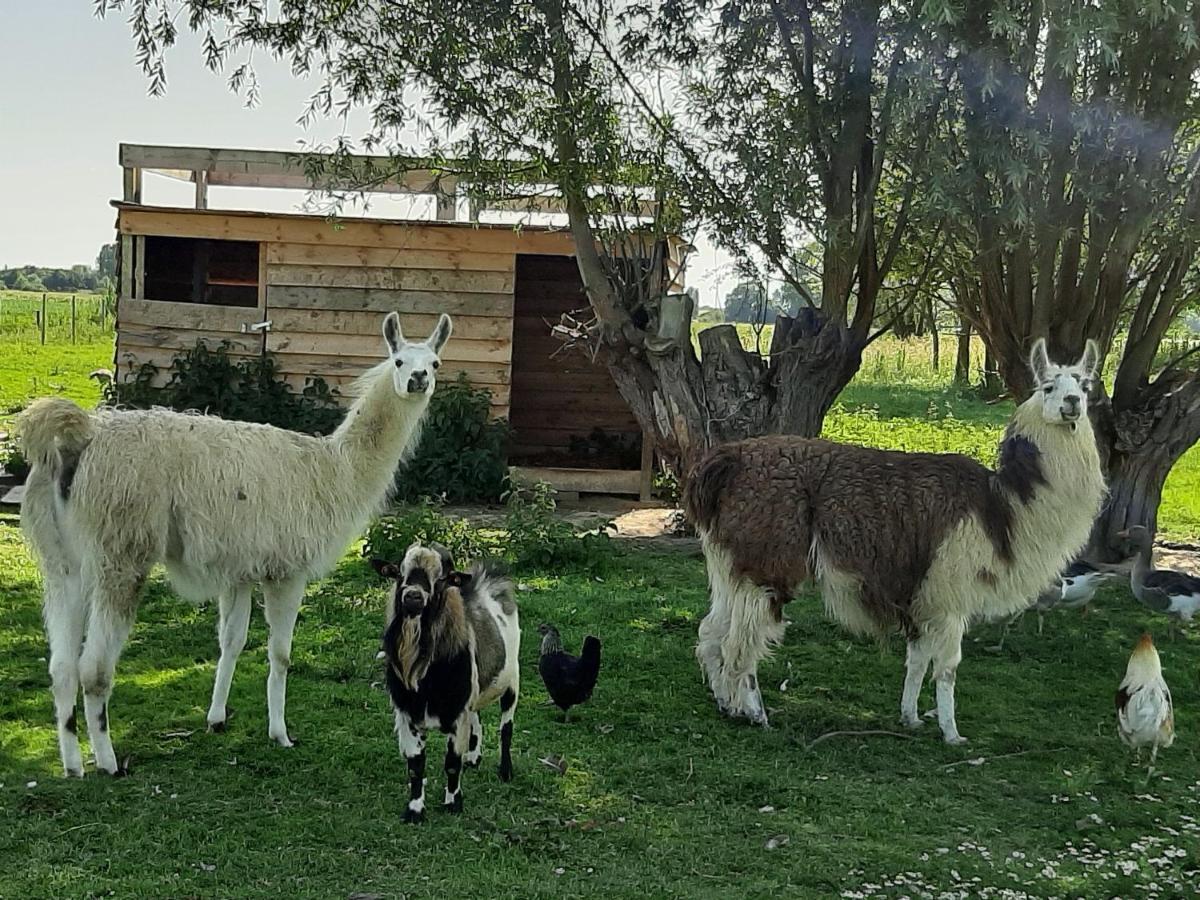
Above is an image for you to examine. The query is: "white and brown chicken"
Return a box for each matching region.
[1115,633,1175,770]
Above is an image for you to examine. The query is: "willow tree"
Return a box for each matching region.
[924,0,1200,554]
[101,0,935,470]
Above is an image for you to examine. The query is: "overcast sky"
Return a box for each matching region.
[0,1,739,306]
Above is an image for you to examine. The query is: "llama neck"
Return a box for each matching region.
[993,399,1106,586]
[329,362,429,497]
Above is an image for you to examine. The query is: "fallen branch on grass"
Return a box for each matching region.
[941,747,1067,770]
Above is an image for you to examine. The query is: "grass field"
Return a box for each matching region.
[1,317,1199,895]
[1,528,1198,897]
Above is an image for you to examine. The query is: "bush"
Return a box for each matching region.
[395,373,511,504]
[0,433,29,480]
[362,501,497,566]
[503,482,613,571]
[108,342,343,435]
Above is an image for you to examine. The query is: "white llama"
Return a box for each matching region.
[683,339,1106,743]
[20,311,451,776]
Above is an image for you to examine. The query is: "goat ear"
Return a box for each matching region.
[370,558,400,579]
[1028,338,1051,384]
[1078,339,1101,380]
[382,312,404,355]
[427,313,453,354]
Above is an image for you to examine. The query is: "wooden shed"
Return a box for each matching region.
[112,144,686,498]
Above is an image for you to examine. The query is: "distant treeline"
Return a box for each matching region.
[2,244,116,294]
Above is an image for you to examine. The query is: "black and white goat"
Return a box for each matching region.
[372,542,519,823]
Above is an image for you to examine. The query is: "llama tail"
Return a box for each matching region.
[19,398,95,471]
[682,444,742,532]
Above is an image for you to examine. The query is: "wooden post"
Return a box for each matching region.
[134,236,146,300]
[195,170,209,210]
[123,166,142,204]
[120,235,134,301]
[71,295,77,344]
[40,292,47,345]
[435,177,458,221]
[639,429,655,502]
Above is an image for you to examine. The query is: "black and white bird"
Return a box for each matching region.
[1119,526,1200,634]
[1058,560,1116,611]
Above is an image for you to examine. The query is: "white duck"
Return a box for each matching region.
[1119,526,1200,633]
[1115,633,1175,769]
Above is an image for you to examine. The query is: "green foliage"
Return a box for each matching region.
[503,482,614,571]
[107,341,344,436]
[395,373,511,504]
[0,432,28,479]
[361,500,495,566]
[0,264,108,293]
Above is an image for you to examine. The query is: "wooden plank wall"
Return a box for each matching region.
[113,209,583,412]
[263,243,515,411]
[507,255,642,467]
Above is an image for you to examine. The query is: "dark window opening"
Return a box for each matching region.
[143,236,259,307]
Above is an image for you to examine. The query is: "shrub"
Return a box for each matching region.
[503,482,614,571]
[395,373,511,504]
[108,342,343,435]
[0,433,29,480]
[362,501,496,566]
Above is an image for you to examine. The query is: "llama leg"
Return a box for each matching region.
[263,578,306,747]
[444,715,471,814]
[928,620,967,745]
[206,585,252,732]
[498,687,517,782]
[900,635,933,729]
[78,576,139,776]
[696,548,735,711]
[396,711,426,824]
[721,585,785,727]
[43,571,86,777]
[464,710,483,768]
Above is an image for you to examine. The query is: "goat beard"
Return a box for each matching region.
[394,617,430,690]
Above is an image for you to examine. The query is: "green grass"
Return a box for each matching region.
[2,525,1198,897]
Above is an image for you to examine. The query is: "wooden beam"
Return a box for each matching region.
[133,236,146,300]
[120,235,133,300]
[266,243,515,272]
[435,178,458,221]
[265,286,513,319]
[639,429,655,502]
[118,206,578,256]
[195,170,209,210]
[123,166,142,203]
[509,466,642,496]
[266,264,514,294]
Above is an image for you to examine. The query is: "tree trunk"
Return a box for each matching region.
[931,326,940,372]
[1088,374,1200,560]
[954,318,971,385]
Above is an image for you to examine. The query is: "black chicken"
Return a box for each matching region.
[537,624,601,722]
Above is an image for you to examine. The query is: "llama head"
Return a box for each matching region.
[382,311,453,398]
[1028,337,1100,426]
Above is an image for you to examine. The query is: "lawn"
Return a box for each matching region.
[1,526,1198,898]
[2,323,1200,896]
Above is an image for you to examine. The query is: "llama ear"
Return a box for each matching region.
[1028,338,1051,384]
[1078,339,1101,380]
[427,313,453,354]
[370,558,400,579]
[382,312,404,355]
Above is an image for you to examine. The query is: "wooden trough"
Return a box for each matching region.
[111,144,687,498]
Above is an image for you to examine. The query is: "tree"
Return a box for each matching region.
[926,0,1200,556]
[724,281,771,324]
[96,243,117,280]
[101,0,937,471]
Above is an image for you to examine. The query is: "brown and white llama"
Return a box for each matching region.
[683,339,1106,743]
[20,311,451,776]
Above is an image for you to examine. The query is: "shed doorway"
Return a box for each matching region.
[507,255,649,496]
